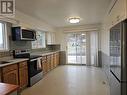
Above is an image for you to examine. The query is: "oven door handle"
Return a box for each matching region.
[30,59,38,62]
[30,57,42,62]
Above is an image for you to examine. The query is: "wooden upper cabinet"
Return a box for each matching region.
[18,61,28,89]
[109,0,127,28]
[2,64,19,85]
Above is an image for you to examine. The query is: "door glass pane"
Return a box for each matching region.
[76,34,82,64]
[67,34,77,64]
[81,33,86,64]
[67,33,86,64]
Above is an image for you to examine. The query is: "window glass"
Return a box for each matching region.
[0,22,8,50]
[32,31,46,49]
[0,23,3,49]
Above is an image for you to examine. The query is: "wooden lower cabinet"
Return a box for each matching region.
[54,53,57,67]
[42,56,47,75]
[42,62,47,75]
[51,54,54,70]
[47,55,51,72]
[42,52,60,76]
[56,52,60,65]
[1,61,28,90]
[19,61,28,89]
[3,69,19,85]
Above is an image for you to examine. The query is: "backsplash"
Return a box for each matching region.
[0,51,12,58]
[47,44,60,51]
[31,48,48,53]
[7,23,32,50]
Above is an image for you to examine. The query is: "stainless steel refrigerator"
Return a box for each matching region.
[110,19,127,95]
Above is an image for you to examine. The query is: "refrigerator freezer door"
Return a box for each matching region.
[110,72,121,95]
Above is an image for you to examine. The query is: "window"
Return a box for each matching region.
[0,22,8,50]
[32,31,46,49]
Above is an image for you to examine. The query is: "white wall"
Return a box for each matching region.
[55,29,67,51]
[101,27,110,56]
[55,24,101,51]
[100,13,110,56]
[0,10,55,32]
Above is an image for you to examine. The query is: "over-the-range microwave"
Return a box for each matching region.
[12,27,36,41]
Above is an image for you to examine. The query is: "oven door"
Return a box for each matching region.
[29,58,42,77]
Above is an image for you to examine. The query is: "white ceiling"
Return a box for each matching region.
[16,0,111,27]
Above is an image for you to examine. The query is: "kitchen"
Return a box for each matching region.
[0,0,127,95]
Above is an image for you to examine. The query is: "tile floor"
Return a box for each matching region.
[21,65,110,95]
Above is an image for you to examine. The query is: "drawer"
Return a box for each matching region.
[2,64,18,74]
[19,61,27,68]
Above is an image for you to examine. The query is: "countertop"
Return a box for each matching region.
[0,83,19,95]
[0,50,60,68]
[30,50,60,56]
[0,58,29,68]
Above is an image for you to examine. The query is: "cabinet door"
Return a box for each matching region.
[47,59,50,72]
[51,54,54,70]
[47,32,55,44]
[42,60,47,75]
[3,70,19,85]
[56,53,60,66]
[47,55,51,72]
[54,54,57,68]
[19,67,28,89]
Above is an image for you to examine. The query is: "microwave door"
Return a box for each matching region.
[21,29,36,41]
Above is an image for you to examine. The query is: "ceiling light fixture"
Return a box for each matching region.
[68,17,80,24]
[81,33,85,36]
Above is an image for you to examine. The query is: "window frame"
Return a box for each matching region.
[0,22,8,51]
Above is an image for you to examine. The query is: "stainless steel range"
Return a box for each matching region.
[13,50,43,86]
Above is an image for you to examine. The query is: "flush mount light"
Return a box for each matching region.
[81,33,85,36]
[68,17,80,24]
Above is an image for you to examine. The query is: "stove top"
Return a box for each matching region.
[13,50,41,59]
[29,55,42,59]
